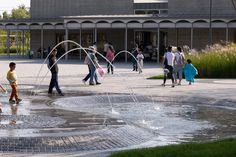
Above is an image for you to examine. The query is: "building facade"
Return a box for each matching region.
[0,0,236,61]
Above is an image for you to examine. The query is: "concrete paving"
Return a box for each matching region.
[0,57,235,156]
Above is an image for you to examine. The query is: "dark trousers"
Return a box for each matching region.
[163,65,174,84]
[48,72,62,93]
[83,65,91,81]
[132,61,137,71]
[107,61,114,73]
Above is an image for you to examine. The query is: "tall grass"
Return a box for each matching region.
[187,43,236,78]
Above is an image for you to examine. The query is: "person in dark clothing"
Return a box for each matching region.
[48,49,64,96]
[132,47,138,71]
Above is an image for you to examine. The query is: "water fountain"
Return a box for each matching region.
[32,40,142,118]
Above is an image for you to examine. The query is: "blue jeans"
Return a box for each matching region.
[89,64,98,84]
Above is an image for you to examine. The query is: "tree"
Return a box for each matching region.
[2,11,10,19]
[11,5,30,19]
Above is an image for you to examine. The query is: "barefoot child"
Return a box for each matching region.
[136,48,144,73]
[7,62,22,104]
[184,59,198,85]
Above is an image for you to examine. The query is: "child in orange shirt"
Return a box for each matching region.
[7,62,22,104]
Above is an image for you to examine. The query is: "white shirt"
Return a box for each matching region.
[137,53,144,61]
[174,51,185,66]
[164,51,175,66]
[104,43,109,52]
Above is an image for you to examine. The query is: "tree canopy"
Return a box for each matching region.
[11,5,30,19]
[2,11,10,19]
[1,5,30,19]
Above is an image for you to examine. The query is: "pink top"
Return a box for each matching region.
[106,49,115,61]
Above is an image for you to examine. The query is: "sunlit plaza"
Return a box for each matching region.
[0,0,236,157]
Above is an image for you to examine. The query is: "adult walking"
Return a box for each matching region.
[162,46,175,87]
[106,45,115,74]
[88,47,101,85]
[173,47,185,85]
[48,49,64,96]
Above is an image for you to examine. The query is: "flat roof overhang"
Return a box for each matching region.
[1,15,236,30]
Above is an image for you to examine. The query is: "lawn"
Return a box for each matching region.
[110,138,236,157]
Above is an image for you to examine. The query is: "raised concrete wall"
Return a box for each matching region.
[31,0,134,18]
[168,0,236,16]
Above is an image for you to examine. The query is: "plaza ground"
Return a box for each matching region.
[0,57,235,157]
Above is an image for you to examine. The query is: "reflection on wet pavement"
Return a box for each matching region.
[0,90,235,153]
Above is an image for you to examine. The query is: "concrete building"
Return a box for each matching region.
[0,0,236,61]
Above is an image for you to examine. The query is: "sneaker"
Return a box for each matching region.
[16,99,22,104]
[171,84,175,88]
[96,82,101,85]
[89,83,95,86]
[9,100,16,104]
[82,79,86,85]
[59,93,64,96]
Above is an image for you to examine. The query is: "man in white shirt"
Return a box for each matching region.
[162,46,175,87]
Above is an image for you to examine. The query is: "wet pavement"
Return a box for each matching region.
[0,59,236,156]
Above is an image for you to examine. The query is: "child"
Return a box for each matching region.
[184,59,198,85]
[7,62,22,104]
[136,48,144,74]
[106,45,115,74]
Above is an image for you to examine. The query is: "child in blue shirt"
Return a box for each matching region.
[184,59,198,85]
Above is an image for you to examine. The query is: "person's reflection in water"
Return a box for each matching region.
[10,104,18,125]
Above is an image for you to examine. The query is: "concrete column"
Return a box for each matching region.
[65,28,69,60]
[191,26,193,49]
[125,26,128,63]
[176,28,179,47]
[7,30,10,58]
[22,30,25,57]
[157,26,160,64]
[226,26,229,42]
[80,26,82,60]
[209,0,213,45]
[40,29,44,59]
[94,26,97,43]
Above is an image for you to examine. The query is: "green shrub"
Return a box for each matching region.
[0,46,21,54]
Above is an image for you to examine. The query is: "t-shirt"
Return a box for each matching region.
[175,51,185,66]
[137,54,144,61]
[7,70,17,85]
[164,51,175,66]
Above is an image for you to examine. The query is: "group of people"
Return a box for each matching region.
[0,44,198,113]
[162,46,198,87]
